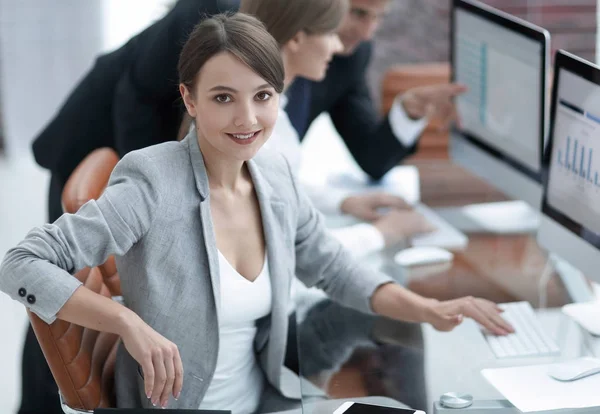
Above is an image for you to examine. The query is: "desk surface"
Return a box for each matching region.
[295,159,596,413]
[408,160,570,308]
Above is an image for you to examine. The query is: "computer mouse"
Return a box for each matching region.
[394,246,454,268]
[547,357,600,382]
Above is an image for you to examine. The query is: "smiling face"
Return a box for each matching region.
[180,52,280,162]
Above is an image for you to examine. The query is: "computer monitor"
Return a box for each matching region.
[538,50,600,285]
[449,0,550,211]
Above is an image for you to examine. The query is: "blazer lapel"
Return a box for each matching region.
[185,132,221,322]
[247,159,290,386]
[184,130,291,388]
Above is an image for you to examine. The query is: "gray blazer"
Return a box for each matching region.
[0,131,394,409]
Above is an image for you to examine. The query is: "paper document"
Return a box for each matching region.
[482,363,600,412]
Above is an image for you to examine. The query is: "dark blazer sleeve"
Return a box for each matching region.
[328,43,419,180]
[112,0,227,156]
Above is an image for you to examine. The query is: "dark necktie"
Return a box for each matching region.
[285,78,312,139]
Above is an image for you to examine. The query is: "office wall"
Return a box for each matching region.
[483,0,598,62]
[0,0,172,158]
[367,0,598,108]
[0,0,104,157]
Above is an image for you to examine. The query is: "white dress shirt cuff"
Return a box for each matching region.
[389,95,428,148]
[330,223,385,258]
[302,183,350,215]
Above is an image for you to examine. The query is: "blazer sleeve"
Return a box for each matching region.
[112,0,221,155]
[328,43,419,180]
[0,151,163,324]
[286,158,394,314]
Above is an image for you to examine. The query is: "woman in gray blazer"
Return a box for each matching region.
[0,11,513,413]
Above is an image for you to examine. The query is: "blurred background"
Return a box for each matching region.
[0,0,598,412]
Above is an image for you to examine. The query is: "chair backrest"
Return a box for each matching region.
[28,148,121,412]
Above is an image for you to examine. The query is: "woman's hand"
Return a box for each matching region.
[425,296,515,335]
[340,192,411,221]
[118,312,184,408]
[373,210,436,246]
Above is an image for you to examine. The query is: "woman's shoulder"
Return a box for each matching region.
[121,141,188,169]
[112,141,191,188]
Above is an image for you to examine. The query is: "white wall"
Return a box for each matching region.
[0,2,170,412]
[0,0,104,157]
[0,0,172,158]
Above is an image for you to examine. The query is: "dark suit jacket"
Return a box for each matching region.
[304,42,419,180]
[32,0,237,185]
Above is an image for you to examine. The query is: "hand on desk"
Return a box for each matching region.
[340,192,411,221]
[427,296,515,335]
[373,209,436,246]
[371,284,515,337]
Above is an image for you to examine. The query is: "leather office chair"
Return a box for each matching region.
[381,62,451,160]
[27,148,121,413]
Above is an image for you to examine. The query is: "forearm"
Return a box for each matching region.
[370,282,436,323]
[57,286,136,336]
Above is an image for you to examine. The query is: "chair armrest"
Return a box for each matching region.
[28,267,120,411]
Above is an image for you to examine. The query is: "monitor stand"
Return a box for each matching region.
[433,200,540,234]
[548,253,596,304]
[537,253,595,308]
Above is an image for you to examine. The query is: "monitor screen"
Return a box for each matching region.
[545,65,600,243]
[452,0,547,178]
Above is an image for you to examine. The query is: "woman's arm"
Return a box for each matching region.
[58,287,183,408]
[371,283,513,335]
[1,151,161,323]
[287,158,514,335]
[0,150,182,407]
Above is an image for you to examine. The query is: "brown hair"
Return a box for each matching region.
[240,0,348,46]
[178,13,284,94]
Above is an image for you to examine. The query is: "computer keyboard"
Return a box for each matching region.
[411,203,469,250]
[483,301,561,359]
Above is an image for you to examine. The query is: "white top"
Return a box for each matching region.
[266,93,426,258]
[198,250,272,414]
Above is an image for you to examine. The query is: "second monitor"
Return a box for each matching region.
[538,49,600,291]
[444,0,550,233]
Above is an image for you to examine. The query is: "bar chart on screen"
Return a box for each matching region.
[553,99,600,187]
[548,99,600,234]
[556,135,600,187]
[454,31,540,172]
[455,35,487,125]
